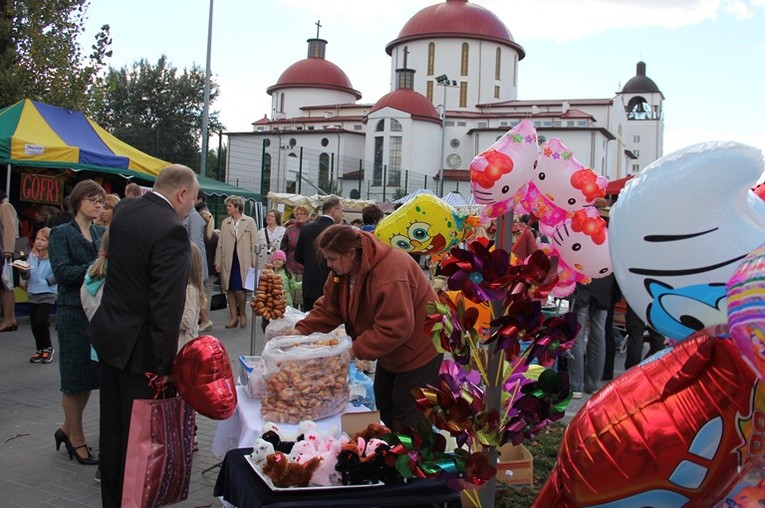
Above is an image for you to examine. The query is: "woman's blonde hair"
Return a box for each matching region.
[88,230,110,279]
[200,210,215,240]
[189,242,206,308]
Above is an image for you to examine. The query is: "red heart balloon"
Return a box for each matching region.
[536,332,764,507]
[173,335,237,420]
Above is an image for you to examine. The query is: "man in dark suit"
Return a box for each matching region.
[89,164,198,507]
[294,197,343,311]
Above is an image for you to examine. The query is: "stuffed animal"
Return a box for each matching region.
[351,423,391,443]
[262,452,322,488]
[288,440,318,464]
[250,438,275,465]
[261,426,295,455]
[312,439,343,487]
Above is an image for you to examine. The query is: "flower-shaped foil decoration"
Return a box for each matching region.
[440,241,511,304]
[486,300,543,356]
[414,373,484,446]
[502,369,570,445]
[524,312,580,367]
[424,292,475,366]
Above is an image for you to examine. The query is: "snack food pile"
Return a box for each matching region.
[252,265,287,320]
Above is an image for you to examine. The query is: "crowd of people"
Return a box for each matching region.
[0,169,666,505]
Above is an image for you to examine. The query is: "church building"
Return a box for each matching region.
[226,0,663,202]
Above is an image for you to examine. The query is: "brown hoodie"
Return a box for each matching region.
[295,231,439,373]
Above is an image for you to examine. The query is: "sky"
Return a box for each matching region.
[83,0,765,156]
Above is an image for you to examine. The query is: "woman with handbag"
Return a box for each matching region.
[255,209,285,271]
[0,189,19,332]
[49,179,106,466]
[215,195,257,329]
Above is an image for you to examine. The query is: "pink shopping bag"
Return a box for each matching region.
[121,396,195,507]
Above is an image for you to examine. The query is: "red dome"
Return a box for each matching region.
[267,58,361,99]
[369,89,440,124]
[386,0,524,58]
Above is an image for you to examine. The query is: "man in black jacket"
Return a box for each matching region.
[294,197,343,311]
[89,164,197,507]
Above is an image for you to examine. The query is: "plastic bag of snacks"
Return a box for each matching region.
[264,306,306,341]
[261,333,352,424]
[238,356,267,399]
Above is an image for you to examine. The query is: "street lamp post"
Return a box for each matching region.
[200,0,214,176]
[435,74,457,197]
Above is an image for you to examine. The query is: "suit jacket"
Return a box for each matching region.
[89,192,190,376]
[294,215,335,300]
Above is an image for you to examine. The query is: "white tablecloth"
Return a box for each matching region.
[212,385,367,458]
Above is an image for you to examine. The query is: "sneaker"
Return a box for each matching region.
[199,320,213,333]
[30,350,43,363]
[572,391,583,400]
[40,347,54,364]
[95,466,101,484]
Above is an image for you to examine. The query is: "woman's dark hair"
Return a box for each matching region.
[316,224,361,258]
[70,179,106,215]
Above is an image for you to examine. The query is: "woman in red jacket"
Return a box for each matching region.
[293,224,442,429]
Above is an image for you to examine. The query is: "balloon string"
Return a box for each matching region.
[469,338,490,387]
[464,486,482,507]
[493,349,505,388]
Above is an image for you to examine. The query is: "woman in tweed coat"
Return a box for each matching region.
[49,180,106,465]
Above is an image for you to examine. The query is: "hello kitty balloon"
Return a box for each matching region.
[516,138,607,227]
[470,119,540,218]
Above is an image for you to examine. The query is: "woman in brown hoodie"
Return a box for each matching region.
[294,224,442,429]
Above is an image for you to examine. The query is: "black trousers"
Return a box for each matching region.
[374,353,443,430]
[28,302,52,350]
[98,362,159,508]
[624,304,665,369]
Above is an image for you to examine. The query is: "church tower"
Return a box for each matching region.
[617,61,665,172]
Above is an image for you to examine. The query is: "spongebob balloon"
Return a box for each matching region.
[375,194,469,255]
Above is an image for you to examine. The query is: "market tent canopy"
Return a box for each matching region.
[266,192,374,210]
[0,99,261,201]
[606,175,635,195]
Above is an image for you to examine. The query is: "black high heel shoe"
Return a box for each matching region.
[64,440,99,465]
[54,428,68,451]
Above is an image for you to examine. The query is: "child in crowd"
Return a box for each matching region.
[179,243,206,351]
[270,250,300,308]
[22,227,58,363]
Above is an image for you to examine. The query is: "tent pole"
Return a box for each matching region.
[5,163,10,197]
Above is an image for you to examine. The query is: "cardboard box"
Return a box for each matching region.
[341,410,381,436]
[496,443,534,487]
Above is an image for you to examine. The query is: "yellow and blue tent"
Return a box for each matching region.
[0,99,261,200]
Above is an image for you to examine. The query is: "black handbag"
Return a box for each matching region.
[210,292,227,311]
[13,237,30,260]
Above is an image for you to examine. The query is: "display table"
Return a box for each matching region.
[214,448,462,508]
[213,386,369,458]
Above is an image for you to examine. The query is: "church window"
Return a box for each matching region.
[388,137,402,186]
[375,119,385,132]
[373,137,383,185]
[279,93,285,113]
[390,119,402,132]
[460,43,469,75]
[459,81,467,108]
[261,153,272,195]
[319,153,330,192]
[494,85,500,98]
[427,43,435,75]
[633,135,641,143]
[627,96,654,120]
[495,48,501,80]
[426,81,433,102]
[513,55,518,87]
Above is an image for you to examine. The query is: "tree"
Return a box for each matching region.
[91,55,223,171]
[0,0,111,110]
[205,143,227,181]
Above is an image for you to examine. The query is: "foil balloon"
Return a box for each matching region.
[535,332,764,507]
[470,119,539,218]
[716,456,765,508]
[375,193,469,255]
[727,243,765,379]
[610,141,765,341]
[515,138,607,227]
[540,207,613,297]
[173,335,237,420]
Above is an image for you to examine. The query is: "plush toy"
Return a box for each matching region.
[260,422,297,454]
[262,452,322,488]
[350,423,391,443]
[312,439,343,487]
[288,440,319,464]
[334,439,400,485]
[250,438,275,465]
